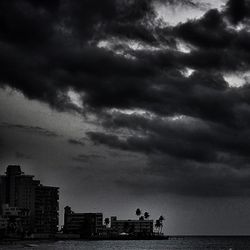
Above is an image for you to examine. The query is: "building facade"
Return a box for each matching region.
[63,206,103,237]
[0,165,59,234]
[1,204,30,236]
[110,216,153,236]
[34,185,59,233]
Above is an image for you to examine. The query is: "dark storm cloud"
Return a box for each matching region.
[224,0,250,24]
[146,154,250,197]
[2,0,248,114]
[72,153,106,163]
[2,0,250,197]
[87,110,250,196]
[88,112,250,165]
[117,157,250,197]
[0,0,158,111]
[173,9,231,49]
[1,122,59,137]
[68,139,85,147]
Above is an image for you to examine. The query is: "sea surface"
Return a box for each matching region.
[1,237,250,250]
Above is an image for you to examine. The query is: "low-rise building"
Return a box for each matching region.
[63,206,103,237]
[110,216,153,236]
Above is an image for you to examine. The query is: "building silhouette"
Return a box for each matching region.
[110,216,153,236]
[0,165,59,235]
[0,165,158,239]
[63,206,103,237]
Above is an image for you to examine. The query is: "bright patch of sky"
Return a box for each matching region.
[169,115,186,121]
[98,39,164,52]
[0,87,91,138]
[155,0,225,26]
[224,72,250,88]
[226,22,247,32]
[97,40,136,59]
[97,40,110,49]
[176,41,192,53]
[108,108,155,117]
[98,1,225,56]
[181,67,195,77]
[67,89,83,108]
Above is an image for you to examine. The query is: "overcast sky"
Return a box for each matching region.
[2,0,250,235]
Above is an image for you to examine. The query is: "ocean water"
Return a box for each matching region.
[1,237,250,250]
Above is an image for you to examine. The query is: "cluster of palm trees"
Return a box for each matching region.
[135,208,165,234]
[135,208,150,220]
[104,209,165,234]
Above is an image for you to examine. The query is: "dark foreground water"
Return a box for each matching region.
[2,237,250,250]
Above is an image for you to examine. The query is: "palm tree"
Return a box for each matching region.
[136,208,141,219]
[155,219,161,234]
[159,215,165,234]
[139,215,144,220]
[144,212,150,219]
[159,215,164,222]
[104,218,110,228]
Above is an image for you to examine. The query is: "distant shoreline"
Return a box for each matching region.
[0,235,169,243]
[2,235,250,244]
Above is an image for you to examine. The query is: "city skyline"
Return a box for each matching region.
[1,0,250,235]
[0,165,163,239]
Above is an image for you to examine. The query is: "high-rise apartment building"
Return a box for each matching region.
[0,165,59,234]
